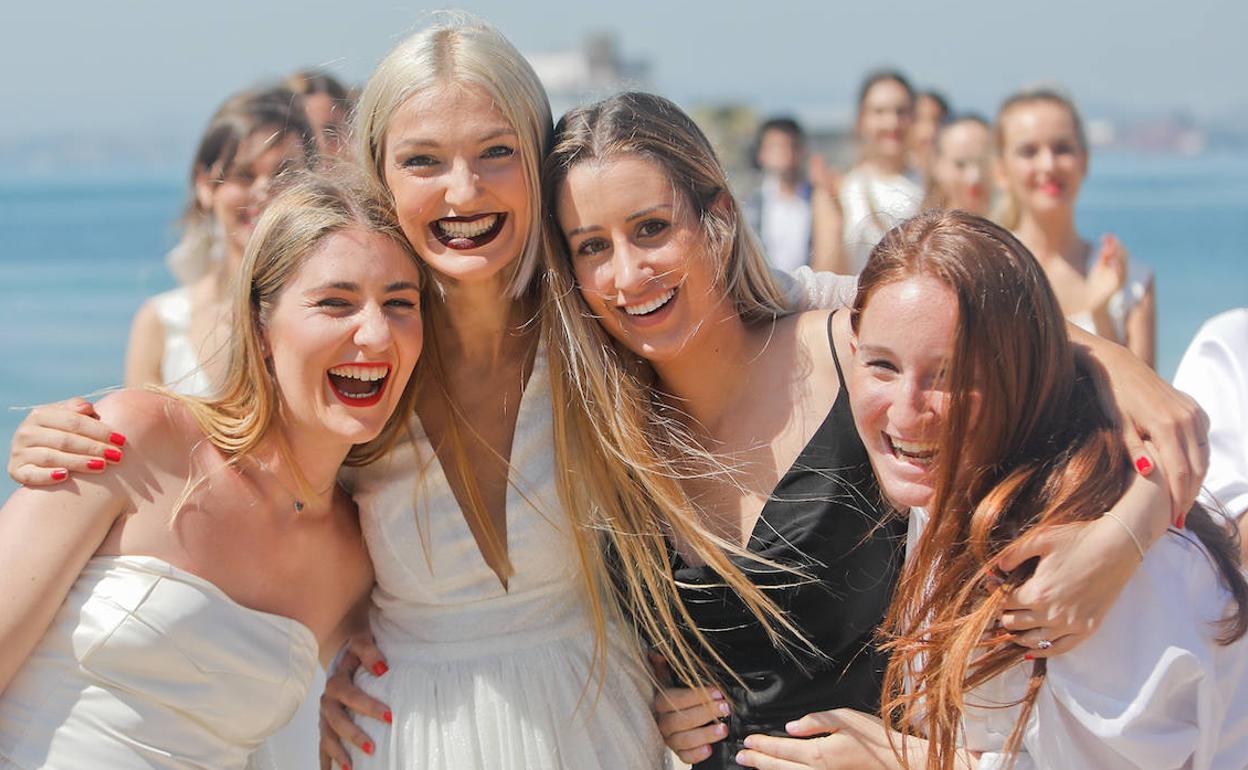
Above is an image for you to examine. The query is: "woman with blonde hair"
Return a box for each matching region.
[994,87,1155,366]
[921,115,994,217]
[0,170,426,769]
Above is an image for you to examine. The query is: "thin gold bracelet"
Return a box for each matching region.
[1102,511,1147,562]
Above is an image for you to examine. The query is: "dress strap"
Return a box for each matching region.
[827,310,847,388]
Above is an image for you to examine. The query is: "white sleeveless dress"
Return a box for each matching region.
[0,555,318,770]
[150,287,324,770]
[346,347,666,770]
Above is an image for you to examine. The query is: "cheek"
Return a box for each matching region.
[573,259,612,302]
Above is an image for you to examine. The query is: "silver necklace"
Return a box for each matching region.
[247,456,336,514]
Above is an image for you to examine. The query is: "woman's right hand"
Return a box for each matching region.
[8,398,126,485]
[1085,234,1129,312]
[319,630,392,769]
[653,685,731,766]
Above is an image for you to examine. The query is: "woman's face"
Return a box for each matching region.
[381,83,531,289]
[556,155,731,365]
[264,228,424,447]
[997,101,1087,217]
[932,121,993,215]
[858,79,914,163]
[303,92,348,158]
[206,130,308,260]
[849,274,959,509]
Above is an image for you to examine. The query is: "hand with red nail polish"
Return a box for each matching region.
[321,630,393,769]
[7,396,122,485]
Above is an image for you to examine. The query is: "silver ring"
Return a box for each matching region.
[1036,639,1053,650]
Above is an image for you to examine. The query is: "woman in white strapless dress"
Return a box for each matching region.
[0,173,425,770]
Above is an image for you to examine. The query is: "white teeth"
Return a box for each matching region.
[437,215,498,238]
[624,288,676,316]
[328,364,390,382]
[888,435,937,463]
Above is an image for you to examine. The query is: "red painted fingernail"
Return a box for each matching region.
[1176,511,1187,529]
[87,459,105,470]
[362,741,374,756]
[1024,654,1035,661]
[1135,456,1153,476]
[371,661,389,677]
[109,432,126,447]
[51,469,68,481]
[383,709,393,724]
[104,448,123,462]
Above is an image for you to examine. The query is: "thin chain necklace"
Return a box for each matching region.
[245,455,338,514]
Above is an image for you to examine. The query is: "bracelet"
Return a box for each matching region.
[1102,511,1147,562]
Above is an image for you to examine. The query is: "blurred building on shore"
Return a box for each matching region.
[527,33,651,121]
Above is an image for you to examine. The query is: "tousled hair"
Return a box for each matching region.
[542,91,805,693]
[855,210,1248,770]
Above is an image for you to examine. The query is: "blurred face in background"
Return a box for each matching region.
[303,93,349,158]
[996,100,1088,219]
[204,129,309,261]
[932,120,993,216]
[858,79,915,167]
[756,127,803,181]
[909,93,947,173]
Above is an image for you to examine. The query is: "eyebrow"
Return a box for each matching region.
[566,204,673,239]
[307,281,422,293]
[390,127,517,153]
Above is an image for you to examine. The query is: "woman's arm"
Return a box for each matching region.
[124,300,165,388]
[1124,280,1156,370]
[0,422,129,691]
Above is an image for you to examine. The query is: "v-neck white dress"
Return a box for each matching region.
[345,348,665,769]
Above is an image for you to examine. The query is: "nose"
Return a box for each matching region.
[444,157,481,208]
[888,375,938,434]
[608,241,649,302]
[1035,148,1056,173]
[353,303,395,352]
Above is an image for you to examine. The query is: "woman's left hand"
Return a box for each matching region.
[735,709,900,770]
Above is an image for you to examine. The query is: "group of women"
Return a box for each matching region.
[0,14,1238,770]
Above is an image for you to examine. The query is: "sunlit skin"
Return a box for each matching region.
[202,131,308,262]
[909,93,946,173]
[557,156,737,365]
[996,101,1087,221]
[303,92,348,157]
[264,228,424,448]
[382,84,530,293]
[849,275,961,509]
[858,79,915,173]
[757,127,803,183]
[932,120,994,216]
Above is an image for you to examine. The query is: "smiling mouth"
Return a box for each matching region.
[432,213,505,250]
[622,287,677,317]
[327,363,392,408]
[885,434,937,466]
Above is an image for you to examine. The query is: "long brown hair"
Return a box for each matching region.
[541,91,802,693]
[856,210,1248,769]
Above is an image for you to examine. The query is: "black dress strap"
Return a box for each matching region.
[827,311,847,389]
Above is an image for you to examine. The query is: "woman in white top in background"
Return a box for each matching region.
[736,210,1248,770]
[994,87,1156,367]
[126,86,317,395]
[813,70,922,275]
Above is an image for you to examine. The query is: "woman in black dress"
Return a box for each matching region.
[541,92,1177,769]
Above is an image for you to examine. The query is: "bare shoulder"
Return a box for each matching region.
[94,390,201,459]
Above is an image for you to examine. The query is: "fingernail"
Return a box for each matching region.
[1024,654,1035,661]
[383,709,393,724]
[1135,456,1153,476]
[710,688,724,700]
[1176,511,1187,529]
[371,661,389,677]
[51,469,68,481]
[785,720,800,733]
[718,701,731,716]
[717,722,728,736]
[87,458,105,470]
[104,448,123,462]
[362,740,374,756]
[109,432,126,447]
[735,751,748,764]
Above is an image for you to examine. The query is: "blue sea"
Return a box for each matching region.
[1,153,1246,497]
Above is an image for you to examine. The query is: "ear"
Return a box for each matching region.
[710,190,734,220]
[194,169,216,213]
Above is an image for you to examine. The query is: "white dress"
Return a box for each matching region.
[346,347,665,769]
[150,287,324,770]
[1173,308,1248,518]
[907,510,1248,769]
[0,556,318,770]
[838,167,922,273]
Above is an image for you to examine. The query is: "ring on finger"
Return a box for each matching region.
[1036,639,1053,650]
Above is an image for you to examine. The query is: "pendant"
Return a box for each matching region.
[293,500,305,513]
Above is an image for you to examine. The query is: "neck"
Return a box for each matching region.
[253,428,349,513]
[1014,210,1083,266]
[428,274,535,369]
[766,171,801,195]
[649,308,769,438]
[862,153,906,177]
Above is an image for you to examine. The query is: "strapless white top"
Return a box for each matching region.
[0,555,318,770]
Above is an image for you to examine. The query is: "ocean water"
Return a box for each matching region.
[1,153,1246,498]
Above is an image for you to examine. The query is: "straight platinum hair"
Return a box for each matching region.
[352,13,552,298]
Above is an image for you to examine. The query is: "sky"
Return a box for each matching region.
[3,0,1246,147]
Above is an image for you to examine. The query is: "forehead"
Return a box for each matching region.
[385,82,515,145]
[864,80,911,107]
[859,275,958,345]
[231,128,306,169]
[556,155,677,224]
[286,228,420,287]
[1002,101,1079,140]
[941,122,990,151]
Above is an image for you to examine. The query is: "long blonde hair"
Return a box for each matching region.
[542,91,808,692]
[172,169,422,498]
